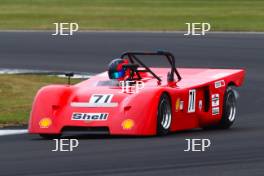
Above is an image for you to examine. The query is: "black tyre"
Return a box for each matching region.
[219,86,237,129]
[157,93,172,135]
[39,134,61,139]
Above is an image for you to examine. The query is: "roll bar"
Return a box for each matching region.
[120,51,182,82]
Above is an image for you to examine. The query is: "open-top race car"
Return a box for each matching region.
[28,51,245,138]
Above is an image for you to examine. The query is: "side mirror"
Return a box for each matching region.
[65,72,74,85]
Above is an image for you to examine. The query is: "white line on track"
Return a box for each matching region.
[0,129,28,136]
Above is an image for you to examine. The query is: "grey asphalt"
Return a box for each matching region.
[0,32,264,176]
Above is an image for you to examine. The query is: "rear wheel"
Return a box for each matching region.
[219,86,237,129]
[39,134,61,139]
[157,93,172,135]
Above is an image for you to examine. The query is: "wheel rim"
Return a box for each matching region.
[226,93,236,122]
[160,99,172,130]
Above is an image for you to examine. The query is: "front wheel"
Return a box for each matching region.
[157,93,172,135]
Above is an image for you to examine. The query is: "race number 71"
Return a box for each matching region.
[89,94,113,104]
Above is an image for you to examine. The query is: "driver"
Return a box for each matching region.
[108,58,129,80]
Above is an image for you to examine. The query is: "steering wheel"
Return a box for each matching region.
[122,63,142,80]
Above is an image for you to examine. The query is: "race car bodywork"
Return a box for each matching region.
[28,51,245,138]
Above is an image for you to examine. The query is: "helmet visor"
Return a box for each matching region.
[110,70,125,79]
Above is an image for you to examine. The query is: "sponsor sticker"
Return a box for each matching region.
[212,94,219,107]
[175,98,180,112]
[39,118,52,128]
[72,113,108,121]
[122,119,134,130]
[212,107,220,115]
[215,80,225,88]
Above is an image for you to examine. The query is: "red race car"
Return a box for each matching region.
[28,51,245,138]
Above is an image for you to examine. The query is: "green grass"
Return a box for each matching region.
[0,75,81,126]
[0,0,263,31]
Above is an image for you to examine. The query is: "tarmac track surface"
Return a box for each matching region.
[0,32,264,176]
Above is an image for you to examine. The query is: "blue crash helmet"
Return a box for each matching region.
[108,58,126,79]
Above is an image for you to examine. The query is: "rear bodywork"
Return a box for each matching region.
[29,67,245,136]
